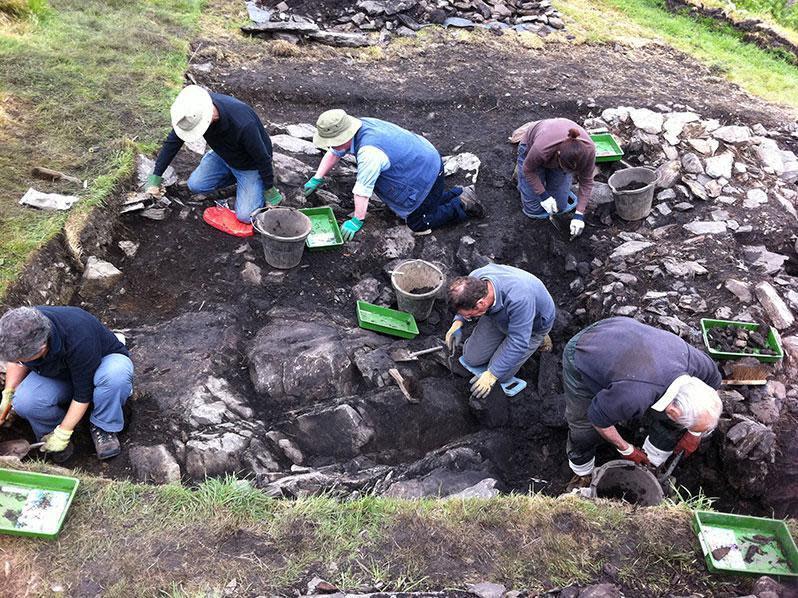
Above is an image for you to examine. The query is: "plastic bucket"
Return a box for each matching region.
[390,259,444,322]
[588,459,664,506]
[252,207,312,269]
[608,167,657,221]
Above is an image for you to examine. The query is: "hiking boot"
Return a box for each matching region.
[45,441,74,464]
[90,424,121,460]
[538,334,553,354]
[459,186,485,219]
[565,474,592,493]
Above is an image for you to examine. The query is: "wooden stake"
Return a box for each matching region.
[31,166,82,185]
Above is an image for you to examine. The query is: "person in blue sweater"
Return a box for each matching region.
[445,264,556,399]
[0,307,134,461]
[145,85,283,232]
[562,317,723,491]
[304,109,484,239]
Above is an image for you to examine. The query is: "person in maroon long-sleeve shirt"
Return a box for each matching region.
[517,118,596,237]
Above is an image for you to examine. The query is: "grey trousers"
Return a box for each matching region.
[563,327,686,469]
[462,315,552,383]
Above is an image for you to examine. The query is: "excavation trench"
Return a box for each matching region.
[4,37,797,517]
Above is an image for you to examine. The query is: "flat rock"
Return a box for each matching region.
[285,123,316,139]
[713,125,751,144]
[725,279,752,303]
[80,256,122,296]
[448,478,500,499]
[662,111,700,143]
[663,259,708,277]
[743,188,768,209]
[241,21,319,34]
[705,152,734,179]
[654,161,681,189]
[467,582,506,598]
[185,432,250,479]
[610,240,653,260]
[293,404,375,459]
[681,152,704,174]
[307,30,373,48]
[683,221,726,235]
[629,108,664,134]
[385,467,490,498]
[270,134,320,155]
[755,282,795,329]
[742,245,788,275]
[755,138,785,174]
[272,152,313,186]
[128,444,181,484]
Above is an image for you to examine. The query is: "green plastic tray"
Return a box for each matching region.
[693,511,798,577]
[0,468,79,539]
[299,206,343,251]
[356,300,419,339]
[700,318,784,363]
[590,132,624,163]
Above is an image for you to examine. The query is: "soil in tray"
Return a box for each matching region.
[707,324,776,355]
[615,181,650,192]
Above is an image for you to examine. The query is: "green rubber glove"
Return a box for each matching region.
[264,186,284,206]
[146,174,162,189]
[0,388,14,421]
[341,217,363,241]
[41,426,73,453]
[303,176,325,197]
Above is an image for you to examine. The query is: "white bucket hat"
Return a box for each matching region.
[170,85,214,143]
[313,109,362,149]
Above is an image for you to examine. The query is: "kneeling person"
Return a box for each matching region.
[446,264,555,398]
[305,109,484,239]
[0,307,134,461]
[563,317,722,490]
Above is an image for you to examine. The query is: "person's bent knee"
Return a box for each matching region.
[10,389,38,420]
[187,171,215,195]
[94,355,134,388]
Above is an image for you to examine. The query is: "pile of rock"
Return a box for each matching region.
[241,0,566,47]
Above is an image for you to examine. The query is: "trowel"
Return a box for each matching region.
[656,451,683,489]
[0,439,44,459]
[389,345,444,363]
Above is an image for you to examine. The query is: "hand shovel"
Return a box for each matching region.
[656,451,683,487]
[0,439,44,459]
[389,345,444,363]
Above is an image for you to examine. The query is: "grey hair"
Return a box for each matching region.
[0,307,51,362]
[669,377,722,430]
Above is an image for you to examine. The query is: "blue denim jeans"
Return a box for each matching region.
[188,151,265,223]
[13,353,134,439]
[517,143,574,217]
[405,162,467,232]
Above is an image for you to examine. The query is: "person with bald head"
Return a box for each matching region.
[562,317,723,491]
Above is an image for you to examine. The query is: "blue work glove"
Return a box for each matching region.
[303,176,325,197]
[341,217,363,241]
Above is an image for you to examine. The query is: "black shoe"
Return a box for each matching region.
[45,441,74,464]
[90,424,121,460]
[459,186,485,219]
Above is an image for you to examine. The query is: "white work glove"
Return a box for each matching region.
[540,195,558,215]
[570,213,585,237]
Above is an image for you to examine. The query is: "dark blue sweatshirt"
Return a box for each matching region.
[153,92,274,188]
[22,307,129,404]
[573,317,722,428]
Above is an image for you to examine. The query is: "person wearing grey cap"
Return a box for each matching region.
[0,306,133,461]
[561,317,723,491]
[303,109,484,239]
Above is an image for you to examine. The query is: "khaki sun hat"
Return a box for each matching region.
[170,85,214,143]
[313,109,362,149]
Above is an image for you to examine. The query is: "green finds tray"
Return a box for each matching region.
[356,300,419,339]
[693,510,798,577]
[0,468,79,539]
[299,206,344,251]
[700,318,784,363]
[590,132,624,163]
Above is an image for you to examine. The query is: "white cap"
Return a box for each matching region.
[170,85,214,142]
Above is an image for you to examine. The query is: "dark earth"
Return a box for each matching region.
[4,28,798,521]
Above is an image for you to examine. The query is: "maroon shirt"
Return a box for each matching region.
[521,118,595,213]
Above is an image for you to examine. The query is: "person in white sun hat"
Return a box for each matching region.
[146,85,283,233]
[304,109,485,240]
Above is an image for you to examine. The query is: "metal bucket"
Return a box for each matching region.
[608,167,657,221]
[252,207,312,270]
[588,459,664,506]
[390,259,444,322]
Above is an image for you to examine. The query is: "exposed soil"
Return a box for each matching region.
[4,29,797,520]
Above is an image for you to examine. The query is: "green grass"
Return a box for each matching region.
[0,464,760,596]
[734,0,798,30]
[0,0,203,297]
[557,0,798,109]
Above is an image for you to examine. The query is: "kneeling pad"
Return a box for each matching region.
[202,206,254,237]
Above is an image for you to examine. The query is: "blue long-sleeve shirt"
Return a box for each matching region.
[464,264,556,380]
[573,317,722,428]
[22,307,129,404]
[153,92,274,188]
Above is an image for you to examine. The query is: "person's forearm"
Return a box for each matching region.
[353,194,369,220]
[315,151,341,178]
[152,130,184,177]
[4,363,29,390]
[59,400,90,432]
[594,425,630,451]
